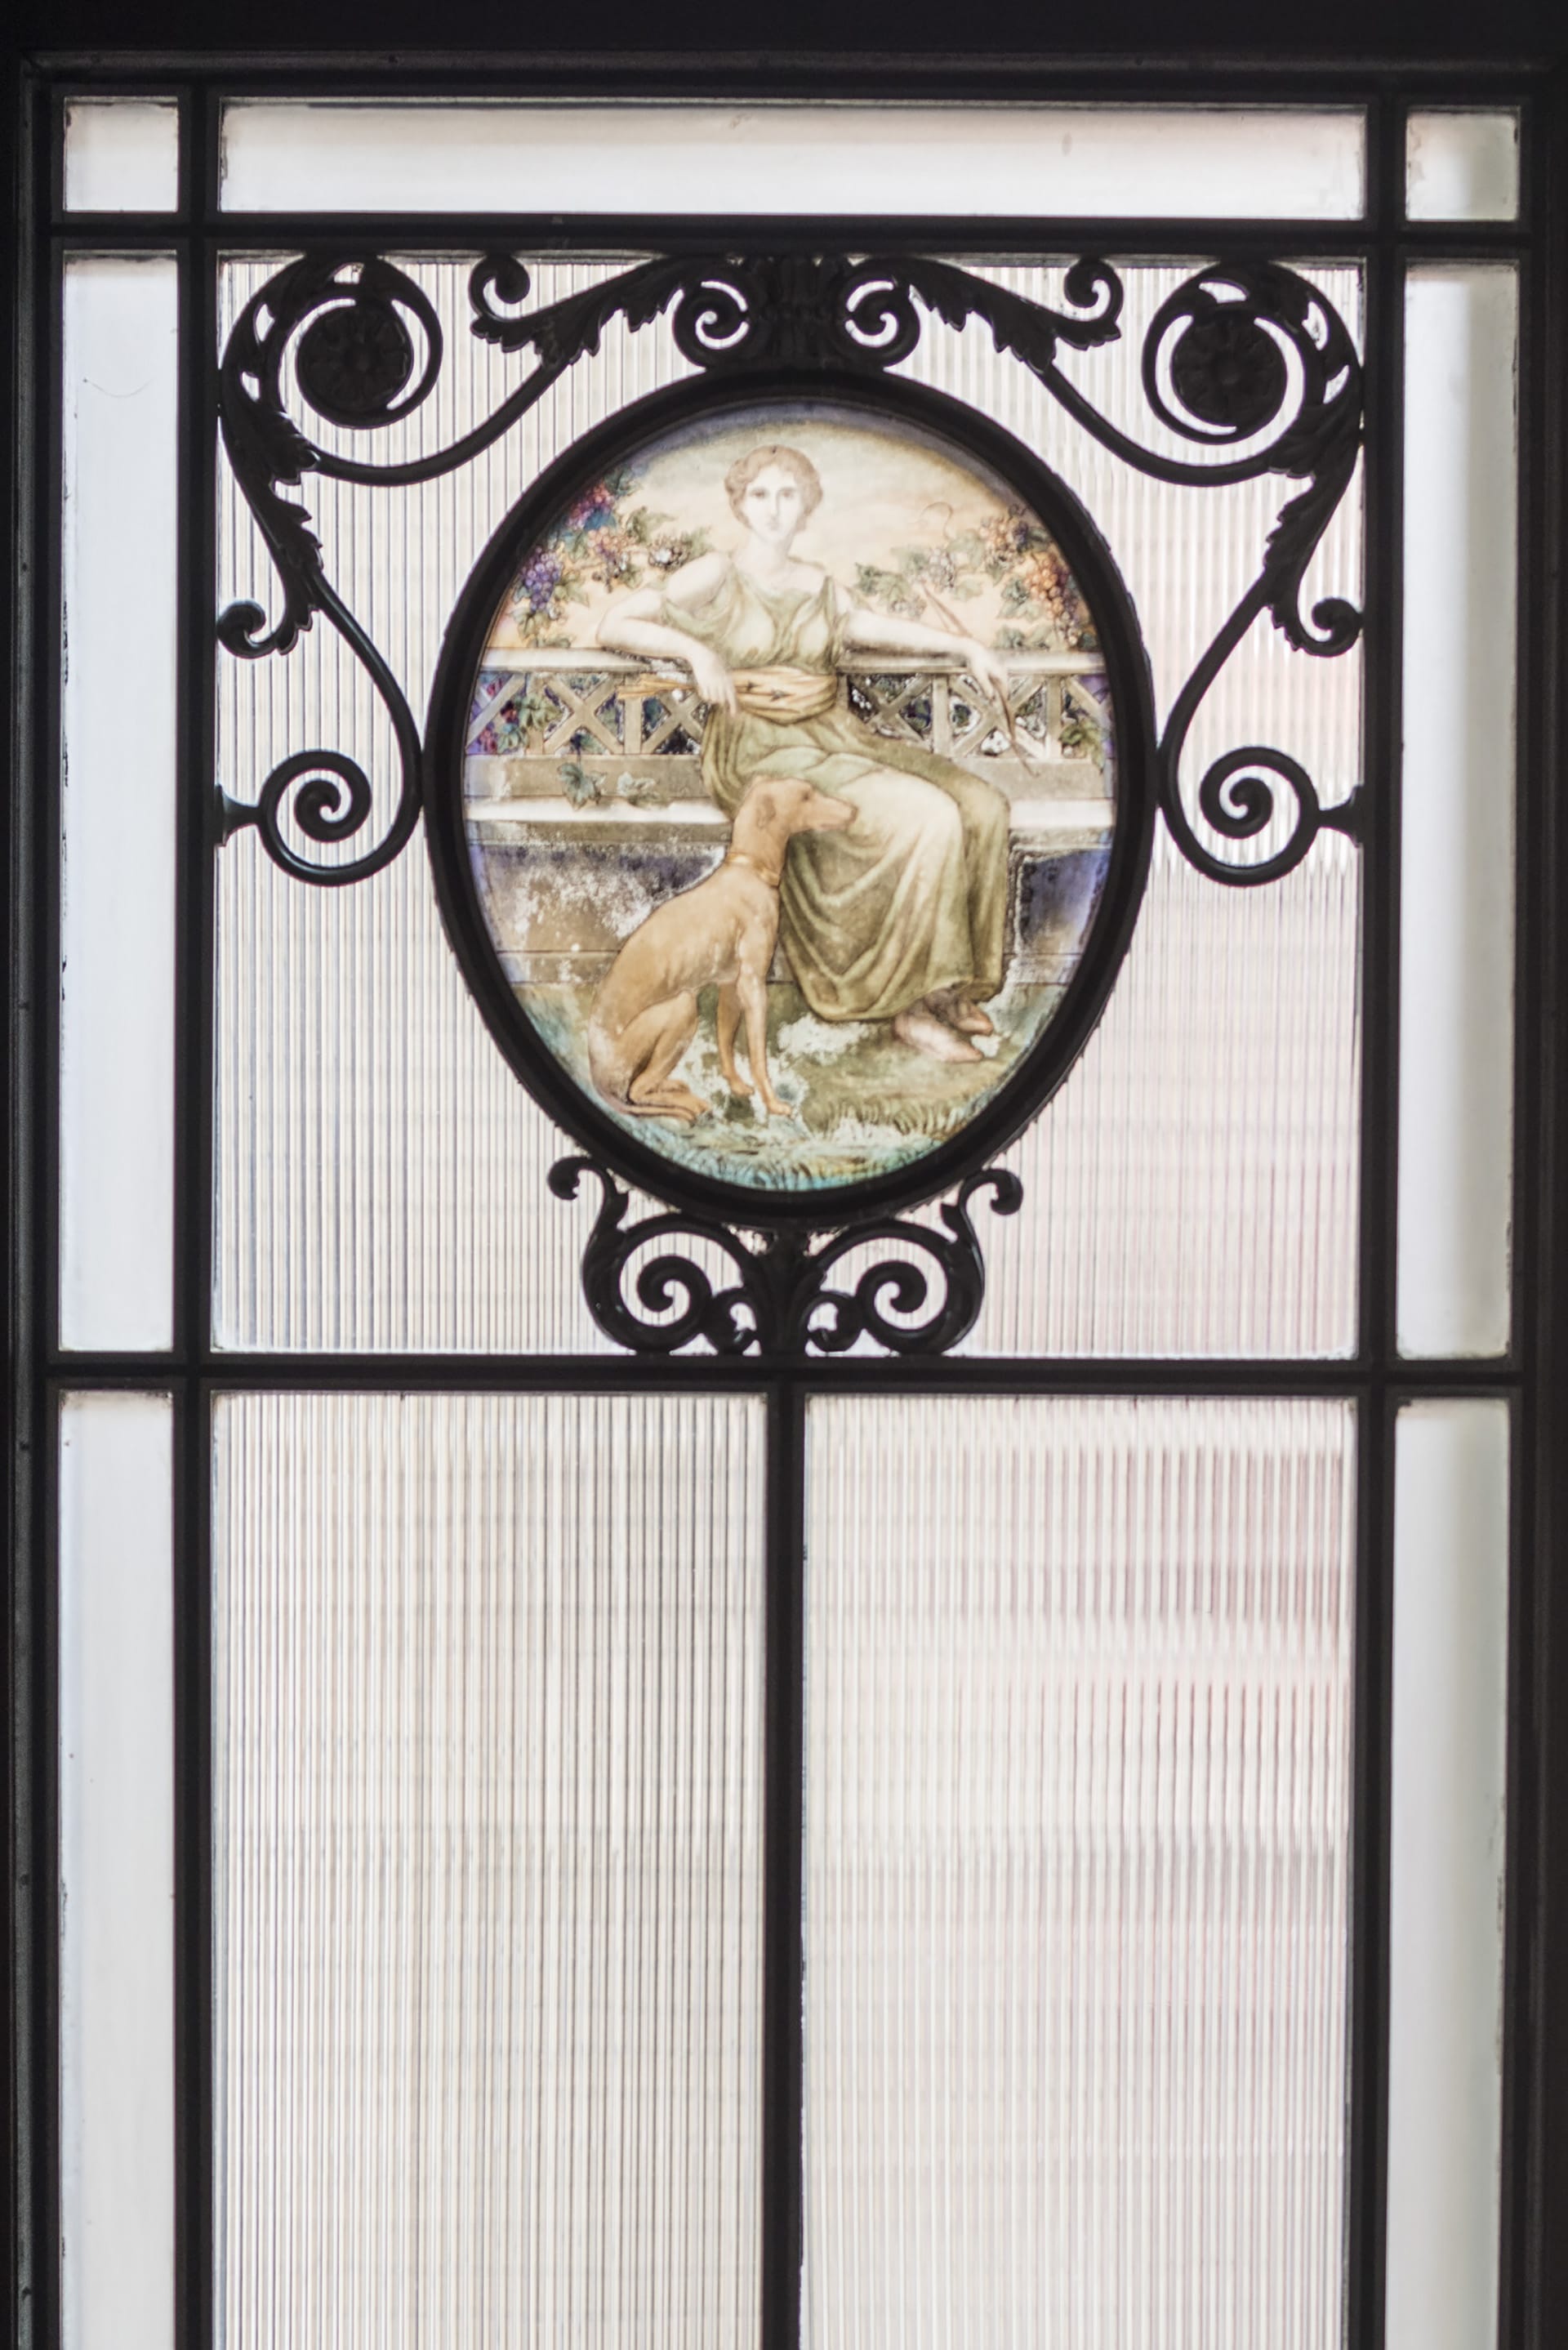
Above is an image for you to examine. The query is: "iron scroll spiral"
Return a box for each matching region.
[550,1158,1022,1358]
[216,256,443,881]
[216,245,1362,891]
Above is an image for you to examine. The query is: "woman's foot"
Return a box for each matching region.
[928,986,995,1038]
[892,1005,982,1063]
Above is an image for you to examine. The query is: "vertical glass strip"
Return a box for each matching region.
[60,257,179,1349]
[1398,267,1518,1357]
[804,1394,1356,2350]
[212,1391,765,2349]
[58,1392,176,2350]
[1386,1400,1510,2350]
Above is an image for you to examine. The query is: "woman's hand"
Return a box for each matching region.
[688,644,738,715]
[960,639,1013,711]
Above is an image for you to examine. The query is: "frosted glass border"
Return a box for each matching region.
[219,100,1365,220]
[60,256,179,1349]
[1385,1399,1510,2350]
[59,1392,176,2350]
[1397,266,1517,1356]
[1406,111,1521,224]
[63,98,180,212]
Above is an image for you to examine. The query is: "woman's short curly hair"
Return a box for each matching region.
[724,443,824,521]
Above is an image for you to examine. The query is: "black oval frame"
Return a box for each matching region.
[424,368,1157,1230]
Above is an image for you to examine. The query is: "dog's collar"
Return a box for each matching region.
[725,849,783,886]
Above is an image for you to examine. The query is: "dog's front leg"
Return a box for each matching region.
[715,983,751,1097]
[738,971,788,1118]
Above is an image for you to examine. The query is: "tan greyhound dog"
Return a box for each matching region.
[587,774,855,1124]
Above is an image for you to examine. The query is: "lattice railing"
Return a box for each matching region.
[466,648,1111,792]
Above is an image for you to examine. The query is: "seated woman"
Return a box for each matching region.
[597,442,1013,1064]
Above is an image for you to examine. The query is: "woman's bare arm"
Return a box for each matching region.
[840,601,1010,702]
[597,554,737,710]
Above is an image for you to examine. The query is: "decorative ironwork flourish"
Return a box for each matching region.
[549,1156,1023,1357]
[216,255,443,881]
[216,244,1361,890]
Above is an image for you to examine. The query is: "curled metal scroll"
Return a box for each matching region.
[550,1157,1022,1358]
[217,243,1361,892]
[216,256,442,881]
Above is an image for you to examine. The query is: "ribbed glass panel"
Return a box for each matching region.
[215,261,1361,1356]
[964,830,1361,1355]
[213,262,695,1351]
[804,1394,1355,2350]
[903,266,1364,795]
[920,268,1363,1358]
[212,1391,765,2350]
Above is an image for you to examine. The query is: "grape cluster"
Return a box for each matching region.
[980,508,1037,566]
[1020,547,1088,646]
[922,546,960,595]
[581,525,637,587]
[517,550,564,614]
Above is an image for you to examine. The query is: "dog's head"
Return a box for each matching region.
[736,776,857,848]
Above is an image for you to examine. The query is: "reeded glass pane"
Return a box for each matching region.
[804,1394,1355,2350]
[961,832,1360,1355]
[59,1393,175,2350]
[63,96,180,212]
[1386,1401,1509,2350]
[212,1392,765,2349]
[1405,110,1520,223]
[220,100,1365,220]
[212,261,694,1353]
[215,260,1361,1357]
[1398,266,1517,1356]
[60,256,178,1349]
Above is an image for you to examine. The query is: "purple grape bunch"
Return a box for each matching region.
[518,548,564,613]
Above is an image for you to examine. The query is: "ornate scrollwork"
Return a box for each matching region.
[213,239,1366,1352]
[550,1157,1022,1357]
[217,243,1361,893]
[216,255,444,881]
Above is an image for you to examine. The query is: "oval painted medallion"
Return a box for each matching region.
[428,384,1152,1219]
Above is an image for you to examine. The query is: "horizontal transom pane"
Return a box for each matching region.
[218,100,1366,220]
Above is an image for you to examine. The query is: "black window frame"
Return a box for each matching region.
[7,36,1568,2350]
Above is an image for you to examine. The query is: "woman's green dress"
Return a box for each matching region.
[660,564,1009,1023]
